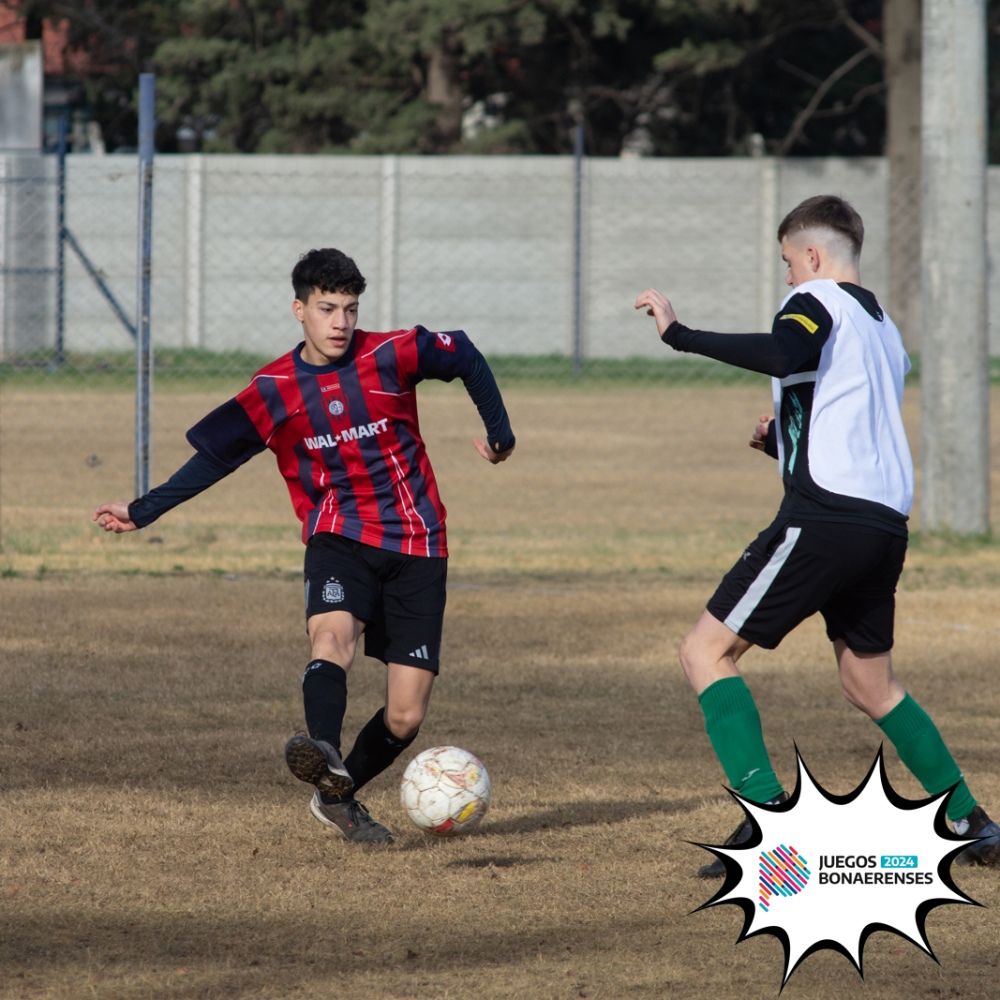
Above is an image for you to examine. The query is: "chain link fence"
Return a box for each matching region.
[4,150,973,393]
[3,149,998,563]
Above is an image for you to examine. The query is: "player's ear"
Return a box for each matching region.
[292,299,304,321]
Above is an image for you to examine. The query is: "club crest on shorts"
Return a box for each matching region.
[323,577,345,603]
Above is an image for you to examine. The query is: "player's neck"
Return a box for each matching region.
[814,263,861,285]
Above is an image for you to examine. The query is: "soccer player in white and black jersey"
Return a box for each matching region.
[95,248,515,844]
[636,195,1000,875]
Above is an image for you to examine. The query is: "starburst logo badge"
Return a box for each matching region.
[693,747,982,989]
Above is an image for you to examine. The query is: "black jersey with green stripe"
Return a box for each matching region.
[662,280,913,535]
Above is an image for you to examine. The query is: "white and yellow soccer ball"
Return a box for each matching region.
[400,745,491,837]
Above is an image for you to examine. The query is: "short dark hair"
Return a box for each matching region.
[777,195,864,258]
[291,248,367,301]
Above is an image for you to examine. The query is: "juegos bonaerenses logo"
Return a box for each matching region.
[693,747,984,989]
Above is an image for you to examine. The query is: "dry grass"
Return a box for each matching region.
[1,383,1000,999]
[4,382,1000,581]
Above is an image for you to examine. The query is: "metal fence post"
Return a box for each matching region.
[378,155,399,332]
[183,154,205,348]
[135,74,155,498]
[572,122,584,374]
[55,113,67,367]
[757,157,779,332]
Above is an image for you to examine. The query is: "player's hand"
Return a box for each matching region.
[474,438,514,464]
[92,502,138,533]
[749,414,774,452]
[634,288,678,337]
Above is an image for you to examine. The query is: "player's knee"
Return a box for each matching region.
[840,678,879,718]
[840,682,864,711]
[678,631,704,682]
[384,704,424,740]
[309,631,357,668]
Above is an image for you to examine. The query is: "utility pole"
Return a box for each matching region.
[920,0,989,534]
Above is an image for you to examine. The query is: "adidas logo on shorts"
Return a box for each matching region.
[409,644,430,660]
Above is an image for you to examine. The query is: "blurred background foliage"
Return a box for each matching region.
[9,0,1000,160]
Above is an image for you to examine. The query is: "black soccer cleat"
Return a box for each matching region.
[284,734,354,799]
[309,792,395,844]
[698,793,788,879]
[954,806,1000,867]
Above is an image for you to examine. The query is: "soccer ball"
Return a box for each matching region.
[400,745,491,837]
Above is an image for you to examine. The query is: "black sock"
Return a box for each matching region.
[343,707,417,796]
[302,660,347,752]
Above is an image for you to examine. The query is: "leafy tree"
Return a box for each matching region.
[153,1,383,153]
[154,0,647,154]
[146,0,885,155]
[627,0,888,157]
[8,0,1000,161]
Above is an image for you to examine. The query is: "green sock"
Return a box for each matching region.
[876,693,976,821]
[698,677,785,804]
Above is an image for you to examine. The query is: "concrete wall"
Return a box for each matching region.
[0,154,55,354]
[0,42,43,152]
[2,152,995,359]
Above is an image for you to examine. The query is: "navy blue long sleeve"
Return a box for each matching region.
[127,451,234,528]
[463,349,515,453]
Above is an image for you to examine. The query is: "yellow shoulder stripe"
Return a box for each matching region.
[779,312,819,334]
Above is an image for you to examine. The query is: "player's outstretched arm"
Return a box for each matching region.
[635,288,678,337]
[641,290,830,378]
[93,502,138,533]
[91,451,235,536]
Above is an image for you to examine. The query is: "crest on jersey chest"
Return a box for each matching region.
[319,381,347,420]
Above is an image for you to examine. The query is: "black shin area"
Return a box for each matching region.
[344,708,417,795]
[302,660,348,752]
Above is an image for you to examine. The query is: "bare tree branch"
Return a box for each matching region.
[777,58,824,88]
[777,46,873,155]
[834,0,885,59]
[810,80,886,120]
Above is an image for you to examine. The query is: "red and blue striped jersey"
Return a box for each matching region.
[187,326,485,557]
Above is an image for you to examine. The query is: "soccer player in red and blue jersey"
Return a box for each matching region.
[94,248,515,843]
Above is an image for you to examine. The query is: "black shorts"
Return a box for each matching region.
[706,516,907,653]
[304,533,447,672]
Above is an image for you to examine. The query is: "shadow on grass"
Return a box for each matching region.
[480,794,707,837]
[0,906,696,999]
[391,794,712,855]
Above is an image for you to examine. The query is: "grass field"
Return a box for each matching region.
[1,382,999,999]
